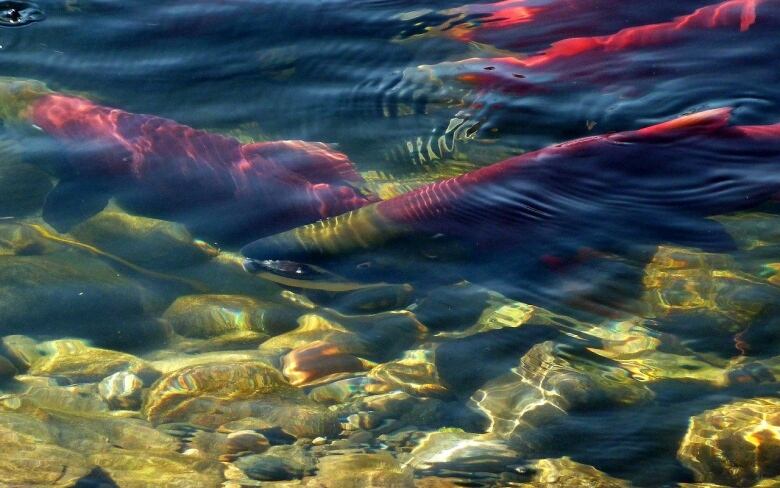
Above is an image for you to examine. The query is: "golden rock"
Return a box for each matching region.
[143,360,294,424]
[70,208,216,270]
[471,341,652,439]
[642,246,779,335]
[88,448,224,488]
[368,349,449,398]
[162,294,299,339]
[678,397,780,487]
[517,457,630,487]
[313,452,414,488]
[282,340,373,386]
[29,339,159,383]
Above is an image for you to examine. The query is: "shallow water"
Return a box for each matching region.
[0,0,779,486]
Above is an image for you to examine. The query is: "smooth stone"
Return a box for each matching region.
[234,445,314,481]
[143,360,294,425]
[30,339,159,383]
[0,354,16,381]
[70,208,216,270]
[328,283,414,314]
[435,325,560,395]
[147,350,279,374]
[0,251,162,348]
[308,376,388,405]
[0,334,41,371]
[368,349,449,398]
[185,429,270,462]
[642,245,780,351]
[260,313,370,356]
[88,448,224,488]
[405,430,520,483]
[517,457,630,487]
[175,251,282,298]
[162,294,299,339]
[314,452,413,487]
[0,220,64,256]
[98,371,144,410]
[0,413,91,486]
[168,330,269,354]
[1,383,110,415]
[412,281,493,332]
[0,156,53,218]
[678,397,780,487]
[143,360,339,436]
[471,341,653,440]
[282,340,373,386]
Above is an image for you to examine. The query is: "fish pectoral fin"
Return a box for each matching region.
[42,179,109,233]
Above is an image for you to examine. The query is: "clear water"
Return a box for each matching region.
[0,1,778,486]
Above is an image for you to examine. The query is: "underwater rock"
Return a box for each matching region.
[329,283,414,314]
[411,281,493,332]
[0,334,41,371]
[282,340,373,386]
[70,208,216,271]
[162,293,300,339]
[341,391,451,432]
[368,349,449,398]
[185,429,270,462]
[259,313,370,356]
[0,157,53,217]
[517,457,630,487]
[405,429,521,483]
[168,330,270,354]
[0,382,110,415]
[678,397,780,487]
[0,413,91,486]
[0,220,65,256]
[0,354,16,381]
[143,360,294,424]
[143,360,339,436]
[642,246,780,343]
[0,251,161,348]
[314,452,413,487]
[308,376,389,404]
[233,444,314,481]
[89,448,224,488]
[174,250,283,298]
[29,339,158,383]
[435,324,560,395]
[147,350,279,374]
[98,371,144,410]
[471,341,652,440]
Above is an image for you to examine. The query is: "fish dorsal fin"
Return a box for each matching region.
[629,108,733,140]
[242,141,364,185]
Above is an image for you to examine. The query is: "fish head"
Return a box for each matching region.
[0,77,50,125]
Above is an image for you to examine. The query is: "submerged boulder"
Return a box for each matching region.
[0,251,161,347]
[29,339,159,383]
[678,397,780,487]
[162,294,300,339]
[143,360,339,437]
[471,341,653,440]
[70,208,216,270]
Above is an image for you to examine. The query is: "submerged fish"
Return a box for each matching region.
[399,0,713,52]
[242,108,780,278]
[415,0,768,92]
[0,78,377,244]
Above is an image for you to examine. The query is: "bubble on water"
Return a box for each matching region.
[0,1,45,27]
